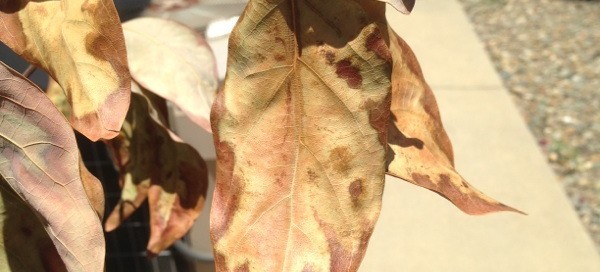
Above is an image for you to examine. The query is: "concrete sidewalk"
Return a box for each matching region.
[360,0,600,271]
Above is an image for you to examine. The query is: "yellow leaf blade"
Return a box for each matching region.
[0,0,131,141]
[212,1,391,270]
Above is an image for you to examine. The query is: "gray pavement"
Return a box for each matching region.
[359,1,600,271]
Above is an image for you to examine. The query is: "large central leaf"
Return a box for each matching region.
[211,0,392,271]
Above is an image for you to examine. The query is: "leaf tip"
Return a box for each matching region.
[381,0,416,14]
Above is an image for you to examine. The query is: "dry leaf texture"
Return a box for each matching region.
[385,29,521,215]
[0,0,131,141]
[123,17,218,132]
[105,85,208,254]
[211,0,392,271]
[0,62,104,271]
[79,159,105,220]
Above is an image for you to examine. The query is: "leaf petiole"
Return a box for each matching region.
[22,64,36,78]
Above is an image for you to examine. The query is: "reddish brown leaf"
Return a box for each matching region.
[385,29,522,215]
[0,0,131,141]
[79,159,105,220]
[0,178,67,272]
[0,62,104,271]
[105,83,208,254]
[123,17,218,132]
[211,1,392,270]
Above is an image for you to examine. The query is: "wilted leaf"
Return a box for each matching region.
[105,84,208,254]
[0,0,131,141]
[123,17,218,132]
[79,159,105,220]
[0,62,104,271]
[211,1,392,270]
[377,0,415,14]
[385,29,522,215]
[0,178,67,272]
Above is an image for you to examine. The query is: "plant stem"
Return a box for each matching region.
[22,65,36,78]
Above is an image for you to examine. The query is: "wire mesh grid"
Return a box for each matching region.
[76,133,192,272]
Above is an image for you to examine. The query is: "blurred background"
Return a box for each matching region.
[1,0,599,271]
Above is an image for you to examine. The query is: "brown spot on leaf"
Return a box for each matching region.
[329,147,352,174]
[307,169,318,183]
[438,174,462,201]
[335,59,362,89]
[256,53,266,62]
[325,51,336,65]
[349,179,363,199]
[314,212,352,272]
[213,253,228,272]
[210,90,244,242]
[411,173,435,188]
[368,92,391,145]
[211,143,243,242]
[274,54,285,61]
[366,29,391,62]
[235,262,250,272]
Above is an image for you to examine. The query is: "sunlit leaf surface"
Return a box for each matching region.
[123,17,218,132]
[385,29,522,215]
[211,1,392,270]
[0,0,131,141]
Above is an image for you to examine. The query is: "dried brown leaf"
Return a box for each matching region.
[79,159,105,220]
[385,29,522,215]
[0,0,131,141]
[0,62,104,271]
[123,17,218,132]
[105,83,208,254]
[211,1,392,270]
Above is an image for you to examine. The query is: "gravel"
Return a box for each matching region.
[457,0,600,251]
